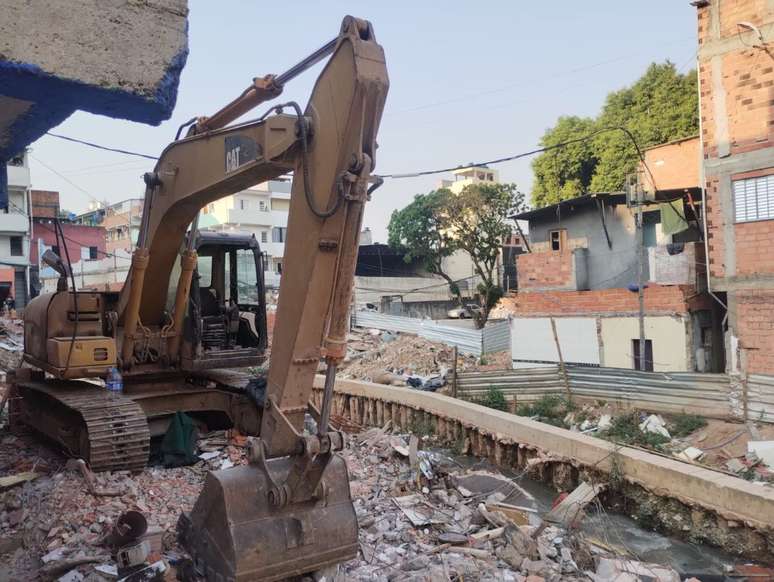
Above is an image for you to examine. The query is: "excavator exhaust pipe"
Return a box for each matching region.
[179,450,358,581]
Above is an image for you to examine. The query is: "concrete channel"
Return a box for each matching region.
[313,377,774,562]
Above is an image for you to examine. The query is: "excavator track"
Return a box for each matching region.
[10,380,150,472]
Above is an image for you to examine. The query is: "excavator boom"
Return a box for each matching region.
[179,16,389,581]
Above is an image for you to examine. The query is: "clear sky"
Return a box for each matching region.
[28,0,698,242]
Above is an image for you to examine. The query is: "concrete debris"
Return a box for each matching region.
[639,415,671,439]
[725,458,746,473]
[597,414,612,431]
[748,441,774,468]
[594,557,680,582]
[674,446,704,462]
[57,569,84,582]
[544,481,604,528]
[339,328,509,385]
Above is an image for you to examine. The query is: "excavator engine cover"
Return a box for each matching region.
[179,454,357,581]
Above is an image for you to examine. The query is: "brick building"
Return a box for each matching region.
[503,145,722,372]
[694,0,774,375]
[30,191,106,295]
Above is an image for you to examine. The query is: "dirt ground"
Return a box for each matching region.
[685,418,774,470]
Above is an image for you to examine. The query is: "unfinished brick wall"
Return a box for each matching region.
[704,176,726,279]
[736,219,774,275]
[516,250,574,291]
[736,290,774,374]
[698,0,774,159]
[495,285,698,317]
[697,0,774,375]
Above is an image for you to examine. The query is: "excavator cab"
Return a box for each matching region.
[176,231,268,371]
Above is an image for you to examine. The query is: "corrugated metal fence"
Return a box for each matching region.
[747,375,774,423]
[352,311,510,356]
[455,365,774,421]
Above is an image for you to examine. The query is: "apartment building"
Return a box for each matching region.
[198,179,291,288]
[75,198,143,255]
[0,152,32,308]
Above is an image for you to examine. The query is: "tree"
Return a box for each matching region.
[387,189,464,305]
[531,116,598,208]
[445,183,525,328]
[530,62,698,206]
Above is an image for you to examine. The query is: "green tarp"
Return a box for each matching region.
[660,199,689,236]
[160,411,198,467]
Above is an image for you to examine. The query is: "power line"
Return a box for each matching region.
[378,126,656,188]
[39,123,656,187]
[35,221,126,260]
[45,132,158,160]
[30,154,102,205]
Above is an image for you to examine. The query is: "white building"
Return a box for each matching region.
[2,151,31,307]
[440,165,500,194]
[198,180,291,288]
[438,165,503,286]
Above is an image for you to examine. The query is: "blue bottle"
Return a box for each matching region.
[106,367,123,393]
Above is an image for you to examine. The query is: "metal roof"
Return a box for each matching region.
[512,192,627,222]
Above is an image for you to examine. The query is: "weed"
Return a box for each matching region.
[450,433,467,456]
[600,412,670,449]
[477,386,509,412]
[608,448,625,491]
[409,417,434,438]
[668,413,707,438]
[516,394,574,427]
[478,356,488,366]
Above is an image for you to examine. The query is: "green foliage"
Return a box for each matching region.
[530,62,699,207]
[668,413,707,438]
[387,189,463,304]
[478,386,509,412]
[601,412,670,449]
[388,181,526,328]
[516,395,574,427]
[445,182,525,328]
[531,116,598,208]
[388,189,454,268]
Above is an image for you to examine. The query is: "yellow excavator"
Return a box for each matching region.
[10,15,388,580]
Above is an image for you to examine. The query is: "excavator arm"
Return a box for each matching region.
[116,16,387,389]
[171,16,388,581]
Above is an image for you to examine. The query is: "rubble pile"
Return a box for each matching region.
[339,328,509,386]
[0,317,23,373]
[0,405,748,581]
[337,424,683,582]
[0,430,248,581]
[532,398,774,484]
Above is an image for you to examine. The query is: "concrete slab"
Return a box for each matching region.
[0,0,189,202]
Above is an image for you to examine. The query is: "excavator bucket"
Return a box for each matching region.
[178,454,357,581]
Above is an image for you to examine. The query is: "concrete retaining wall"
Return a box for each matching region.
[315,376,774,559]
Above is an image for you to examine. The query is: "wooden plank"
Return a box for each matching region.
[0,472,40,490]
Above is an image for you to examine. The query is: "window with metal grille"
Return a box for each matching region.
[733,174,774,222]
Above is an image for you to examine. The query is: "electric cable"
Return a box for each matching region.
[45,132,158,160]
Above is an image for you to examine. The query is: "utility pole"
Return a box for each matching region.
[634,172,647,371]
